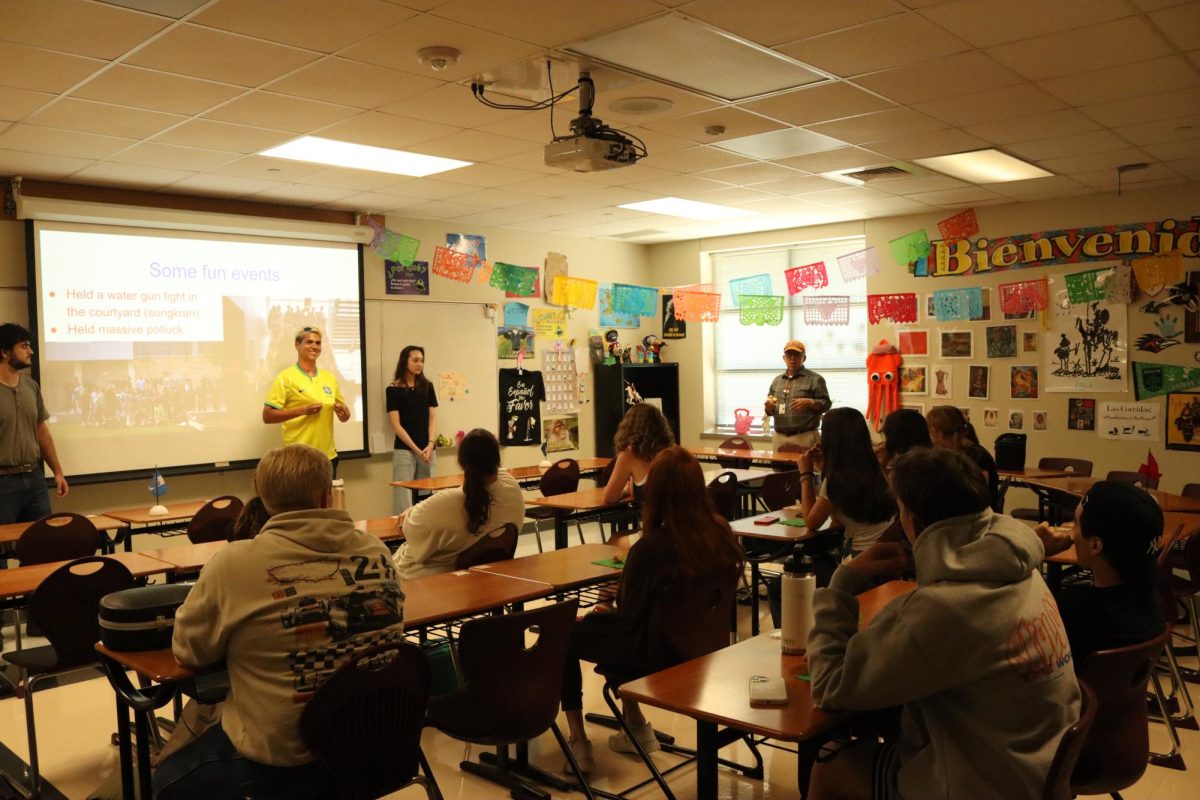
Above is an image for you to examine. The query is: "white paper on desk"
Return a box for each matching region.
[1098,401,1160,441]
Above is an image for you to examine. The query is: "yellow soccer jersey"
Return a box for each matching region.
[264,365,344,459]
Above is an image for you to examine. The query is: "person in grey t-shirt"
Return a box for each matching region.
[764,339,829,449]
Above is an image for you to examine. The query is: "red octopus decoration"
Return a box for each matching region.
[866,339,902,432]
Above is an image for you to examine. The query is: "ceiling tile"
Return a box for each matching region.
[473,109,559,144]
[618,126,696,155]
[771,146,887,173]
[0,41,103,94]
[504,196,608,216]
[775,13,969,77]
[433,0,661,47]
[434,163,545,187]
[853,51,1024,106]
[1006,130,1134,162]
[641,107,787,144]
[568,162,679,186]
[641,145,752,172]
[865,128,990,160]
[341,14,542,82]
[739,82,894,127]
[126,24,320,88]
[1069,162,1183,189]
[400,199,490,219]
[1166,156,1200,178]
[964,109,1101,146]
[24,98,185,139]
[712,127,846,159]
[107,142,241,171]
[748,174,847,195]
[920,0,1134,47]
[382,82,515,127]
[1143,138,1200,161]
[408,129,537,161]
[986,18,1168,81]
[299,167,409,191]
[598,81,720,125]
[681,185,779,204]
[1148,2,1200,50]
[913,83,1066,127]
[448,187,547,209]
[1038,56,1200,106]
[374,178,474,200]
[0,148,95,178]
[874,174,970,195]
[625,173,731,195]
[562,185,660,206]
[695,162,800,185]
[904,186,1005,205]
[246,183,359,205]
[166,173,284,197]
[0,0,170,59]
[0,124,134,159]
[0,86,55,122]
[329,191,431,213]
[835,194,934,215]
[983,175,1086,198]
[193,0,415,52]
[69,162,196,189]
[1114,115,1200,147]
[803,185,888,204]
[806,108,945,144]
[152,120,292,154]
[202,92,361,133]
[449,206,554,226]
[1037,147,1154,175]
[210,155,329,182]
[504,173,613,197]
[314,111,463,149]
[72,66,245,115]
[680,0,902,47]
[484,148,562,174]
[1080,87,1200,128]
[266,58,442,108]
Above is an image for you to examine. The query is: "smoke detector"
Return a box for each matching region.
[417,46,460,72]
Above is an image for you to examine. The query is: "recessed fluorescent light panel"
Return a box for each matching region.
[619,197,754,220]
[914,149,1052,183]
[259,136,472,177]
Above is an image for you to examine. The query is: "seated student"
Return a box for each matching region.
[560,446,743,773]
[1036,480,1166,661]
[230,495,270,541]
[154,444,406,800]
[392,428,524,580]
[927,405,1001,511]
[874,408,932,471]
[807,447,1080,800]
[602,402,675,505]
[798,407,896,556]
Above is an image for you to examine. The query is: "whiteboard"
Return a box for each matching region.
[365,299,499,454]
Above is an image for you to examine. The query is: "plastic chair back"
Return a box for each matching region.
[538,459,580,498]
[594,458,616,488]
[650,568,738,666]
[454,523,518,569]
[1181,483,1200,500]
[16,513,100,565]
[1071,629,1170,794]
[707,471,739,521]
[1040,457,1093,476]
[775,443,805,454]
[757,471,799,511]
[299,641,431,800]
[719,436,752,451]
[28,557,137,667]
[187,495,244,544]
[1044,683,1096,800]
[1105,470,1159,490]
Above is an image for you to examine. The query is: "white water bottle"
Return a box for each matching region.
[330,478,346,510]
[781,555,816,654]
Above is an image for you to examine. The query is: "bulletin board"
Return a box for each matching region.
[364,299,499,454]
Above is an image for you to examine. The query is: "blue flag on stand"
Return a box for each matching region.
[148,468,168,500]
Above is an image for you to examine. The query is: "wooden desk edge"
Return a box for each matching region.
[95,643,197,683]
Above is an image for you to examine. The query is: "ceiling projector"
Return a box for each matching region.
[543,72,643,172]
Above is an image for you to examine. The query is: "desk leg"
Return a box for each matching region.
[797,739,821,800]
[555,515,569,551]
[696,720,718,800]
[750,562,761,637]
[135,706,153,800]
[115,695,134,800]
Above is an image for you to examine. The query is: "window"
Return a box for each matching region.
[710,236,868,431]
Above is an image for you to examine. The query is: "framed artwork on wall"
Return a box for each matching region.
[939,330,973,358]
[968,364,990,399]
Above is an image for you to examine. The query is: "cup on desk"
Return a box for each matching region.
[780,504,803,520]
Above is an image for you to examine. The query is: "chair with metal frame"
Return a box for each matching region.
[453,523,518,570]
[716,436,752,468]
[1011,457,1094,522]
[1182,483,1200,500]
[524,458,586,551]
[1044,682,1096,800]
[10,512,102,650]
[1152,539,1196,739]
[186,495,244,544]
[1105,470,1159,490]
[706,471,739,522]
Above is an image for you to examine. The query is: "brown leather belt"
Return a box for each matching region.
[0,464,34,475]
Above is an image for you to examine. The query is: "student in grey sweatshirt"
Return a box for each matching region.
[806,447,1080,800]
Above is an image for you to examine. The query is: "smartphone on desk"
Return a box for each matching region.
[754,516,779,525]
[748,675,788,706]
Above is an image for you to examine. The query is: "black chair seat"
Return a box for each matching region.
[2,645,61,675]
[427,689,505,742]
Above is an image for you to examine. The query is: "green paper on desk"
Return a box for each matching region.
[798,673,810,682]
[779,518,807,527]
[592,558,626,569]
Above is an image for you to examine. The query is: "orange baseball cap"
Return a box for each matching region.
[783,340,806,354]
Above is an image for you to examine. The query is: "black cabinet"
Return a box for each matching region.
[593,363,680,457]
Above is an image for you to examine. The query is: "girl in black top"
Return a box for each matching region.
[387,345,438,514]
[927,406,1001,512]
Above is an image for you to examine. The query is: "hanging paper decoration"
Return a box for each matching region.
[1065,266,1132,305]
[544,252,569,305]
[612,283,659,317]
[377,231,420,266]
[933,287,984,321]
[431,246,474,283]
[550,275,598,309]
[364,216,385,248]
[803,295,850,326]
[888,230,930,275]
[475,259,493,286]
[489,261,538,296]
[738,295,784,326]
[1133,361,1200,400]
[865,340,902,432]
[728,273,773,308]
[503,302,529,327]
[783,261,829,295]
[999,278,1049,315]
[838,247,879,282]
[867,293,918,325]
[673,284,721,323]
[446,233,486,266]
[937,208,980,241]
[1131,251,1185,294]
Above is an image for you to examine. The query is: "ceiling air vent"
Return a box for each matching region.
[842,165,916,183]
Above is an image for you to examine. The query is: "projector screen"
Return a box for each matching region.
[30,220,367,481]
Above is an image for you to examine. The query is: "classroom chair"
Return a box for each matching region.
[1072,629,1175,791]
[453,523,518,570]
[591,459,636,540]
[1182,483,1200,500]
[1011,458,1093,522]
[1105,470,1159,490]
[186,495,244,544]
[1044,683,1096,800]
[1153,543,1195,732]
[716,435,752,469]
[706,471,739,522]
[524,459,586,551]
[755,471,800,513]
[425,600,596,800]
[11,512,101,649]
[2,558,137,799]
[1164,533,1200,686]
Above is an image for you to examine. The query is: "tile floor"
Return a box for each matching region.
[0,524,1198,799]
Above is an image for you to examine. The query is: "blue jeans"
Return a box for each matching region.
[0,471,52,525]
[153,724,334,800]
[392,448,433,514]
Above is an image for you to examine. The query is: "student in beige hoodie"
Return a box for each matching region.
[806,447,1080,800]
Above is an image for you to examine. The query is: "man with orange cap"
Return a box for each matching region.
[764,340,829,448]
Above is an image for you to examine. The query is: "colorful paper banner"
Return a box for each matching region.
[377,231,420,266]
[673,284,721,323]
[738,295,784,326]
[937,208,979,241]
[1133,362,1200,399]
[803,295,850,326]
[503,302,529,327]
[489,261,538,296]
[784,261,829,295]
[867,293,919,325]
[1132,251,1185,293]
[611,283,659,317]
[933,287,984,321]
[551,275,598,309]
[889,230,930,275]
[1064,266,1132,305]
[431,246,475,283]
[837,247,879,282]
[728,274,773,308]
[998,278,1049,314]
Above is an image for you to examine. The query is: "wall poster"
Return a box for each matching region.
[1045,277,1128,392]
[1166,392,1200,451]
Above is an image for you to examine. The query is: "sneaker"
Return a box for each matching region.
[608,722,660,754]
[562,738,595,776]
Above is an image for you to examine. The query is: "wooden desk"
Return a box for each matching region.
[0,514,125,546]
[0,552,172,599]
[140,541,226,574]
[997,467,1075,482]
[354,516,405,541]
[470,543,624,592]
[702,468,772,484]
[393,458,611,492]
[730,514,820,544]
[619,580,915,800]
[689,446,805,466]
[101,500,209,551]
[526,487,628,550]
[402,570,553,629]
[1023,476,1200,516]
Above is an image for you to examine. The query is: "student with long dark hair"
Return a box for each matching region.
[602,403,675,505]
[388,345,439,514]
[927,406,1000,511]
[560,447,744,773]
[391,429,523,580]
[876,408,932,471]
[798,407,896,555]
